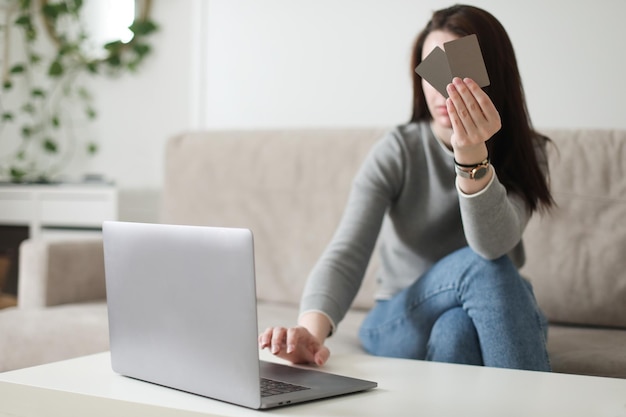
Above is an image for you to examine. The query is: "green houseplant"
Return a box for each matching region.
[0,0,157,183]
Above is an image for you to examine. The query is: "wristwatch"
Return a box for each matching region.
[454,157,490,180]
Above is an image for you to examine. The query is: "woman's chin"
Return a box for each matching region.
[433,117,452,131]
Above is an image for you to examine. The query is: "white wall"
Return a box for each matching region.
[200,0,626,130]
[79,0,626,219]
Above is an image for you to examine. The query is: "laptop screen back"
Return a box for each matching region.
[103,221,263,408]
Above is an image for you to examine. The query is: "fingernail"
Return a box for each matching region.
[271,345,279,353]
[287,344,295,354]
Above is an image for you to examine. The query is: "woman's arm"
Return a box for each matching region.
[259,132,405,365]
[446,77,543,258]
[458,174,530,259]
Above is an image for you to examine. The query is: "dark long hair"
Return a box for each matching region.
[410,5,553,212]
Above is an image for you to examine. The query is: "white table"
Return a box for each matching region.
[1,351,625,417]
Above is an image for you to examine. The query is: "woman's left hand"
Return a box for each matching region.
[446,77,501,162]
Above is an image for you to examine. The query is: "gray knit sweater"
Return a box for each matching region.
[300,121,548,331]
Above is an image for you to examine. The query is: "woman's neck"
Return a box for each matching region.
[430,122,453,151]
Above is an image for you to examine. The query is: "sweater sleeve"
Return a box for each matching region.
[299,131,404,331]
[456,136,549,259]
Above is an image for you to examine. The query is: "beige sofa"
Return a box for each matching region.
[1,128,625,378]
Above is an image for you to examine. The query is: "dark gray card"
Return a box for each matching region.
[444,34,490,87]
[415,34,490,98]
[415,46,453,97]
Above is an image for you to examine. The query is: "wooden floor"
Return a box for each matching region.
[0,294,17,309]
[0,255,17,309]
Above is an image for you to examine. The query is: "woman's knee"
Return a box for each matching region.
[456,246,517,274]
[359,301,426,359]
[426,307,483,365]
[439,246,516,277]
[451,247,528,294]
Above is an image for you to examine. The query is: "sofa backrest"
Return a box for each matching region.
[162,129,386,310]
[521,129,626,329]
[162,128,626,328]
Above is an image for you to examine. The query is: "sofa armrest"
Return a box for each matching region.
[18,237,106,308]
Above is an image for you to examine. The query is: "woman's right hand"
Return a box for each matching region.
[258,325,330,366]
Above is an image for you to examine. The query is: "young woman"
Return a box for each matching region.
[259,4,553,371]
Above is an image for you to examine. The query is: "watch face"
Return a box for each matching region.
[472,166,488,180]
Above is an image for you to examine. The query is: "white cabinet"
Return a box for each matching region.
[0,184,118,237]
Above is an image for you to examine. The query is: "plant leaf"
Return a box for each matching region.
[19,0,32,10]
[43,139,58,153]
[10,167,27,182]
[106,54,122,67]
[2,112,14,122]
[10,64,26,74]
[86,61,99,74]
[14,15,30,26]
[104,40,124,52]
[87,142,98,155]
[130,20,158,36]
[48,60,64,76]
[31,88,46,98]
[132,43,151,57]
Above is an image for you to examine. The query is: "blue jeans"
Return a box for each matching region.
[358,247,551,371]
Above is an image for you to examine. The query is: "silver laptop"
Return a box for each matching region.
[102,221,376,409]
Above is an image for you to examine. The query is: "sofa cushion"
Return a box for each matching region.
[19,238,106,308]
[0,302,109,372]
[522,130,626,328]
[547,325,626,378]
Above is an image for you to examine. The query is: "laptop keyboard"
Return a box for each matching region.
[260,378,310,397]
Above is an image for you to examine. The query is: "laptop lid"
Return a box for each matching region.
[104,221,262,408]
[103,221,376,410]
